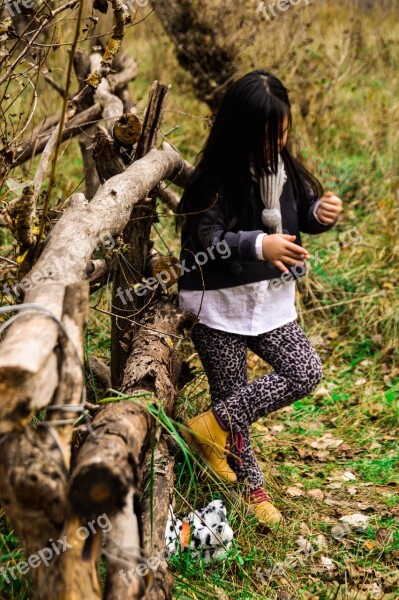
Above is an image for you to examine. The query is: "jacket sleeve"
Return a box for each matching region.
[298,180,340,235]
[196,192,266,261]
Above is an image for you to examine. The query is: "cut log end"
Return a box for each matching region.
[68,463,130,519]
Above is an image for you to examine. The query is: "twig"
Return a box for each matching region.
[0,1,79,87]
[33,0,85,261]
[0,256,17,266]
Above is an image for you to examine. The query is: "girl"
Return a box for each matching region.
[175,69,343,526]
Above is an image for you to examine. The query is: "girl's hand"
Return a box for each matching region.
[262,234,309,273]
[315,191,343,224]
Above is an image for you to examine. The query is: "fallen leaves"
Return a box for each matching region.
[320,555,336,570]
[307,488,324,501]
[341,470,357,481]
[339,513,370,532]
[309,433,344,450]
[286,485,305,497]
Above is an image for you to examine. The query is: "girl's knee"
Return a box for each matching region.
[303,353,323,393]
[290,352,323,396]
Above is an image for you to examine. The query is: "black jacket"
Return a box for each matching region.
[177,173,338,290]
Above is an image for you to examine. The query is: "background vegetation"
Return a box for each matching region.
[0,0,398,598]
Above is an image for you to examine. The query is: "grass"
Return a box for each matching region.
[1,0,399,598]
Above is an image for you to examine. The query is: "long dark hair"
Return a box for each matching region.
[175,69,323,248]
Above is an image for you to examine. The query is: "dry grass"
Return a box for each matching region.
[0,1,398,598]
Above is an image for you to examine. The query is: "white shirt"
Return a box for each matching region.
[178,200,324,336]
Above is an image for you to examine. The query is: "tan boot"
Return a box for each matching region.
[245,487,284,526]
[180,411,237,483]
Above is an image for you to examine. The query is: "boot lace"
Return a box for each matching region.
[233,431,244,467]
[226,431,244,467]
[251,487,272,504]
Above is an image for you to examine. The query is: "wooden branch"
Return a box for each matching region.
[93,126,126,183]
[44,74,67,97]
[135,81,170,160]
[74,49,100,199]
[104,487,145,599]
[13,185,36,256]
[139,435,175,600]
[119,88,137,114]
[166,157,194,189]
[0,283,65,433]
[80,121,102,200]
[68,0,132,115]
[157,186,180,213]
[73,49,94,110]
[0,425,69,593]
[0,281,98,600]
[49,281,89,470]
[11,104,102,168]
[68,300,194,598]
[107,53,138,94]
[0,144,182,430]
[85,257,106,278]
[39,512,102,600]
[111,81,171,387]
[72,47,138,199]
[86,355,112,392]
[68,400,148,519]
[91,52,124,135]
[76,46,127,199]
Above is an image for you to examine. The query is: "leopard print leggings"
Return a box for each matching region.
[190,319,323,491]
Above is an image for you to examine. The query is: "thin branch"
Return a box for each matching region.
[0,0,80,87]
[33,0,86,261]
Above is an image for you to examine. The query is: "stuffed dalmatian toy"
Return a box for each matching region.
[165,499,234,564]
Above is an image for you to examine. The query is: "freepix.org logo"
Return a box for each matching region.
[257,0,311,21]
[114,239,232,305]
[0,514,112,584]
[4,0,150,17]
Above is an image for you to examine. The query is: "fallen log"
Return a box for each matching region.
[157,185,180,213]
[68,299,194,598]
[0,425,69,595]
[0,281,100,600]
[138,435,176,600]
[0,142,183,430]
